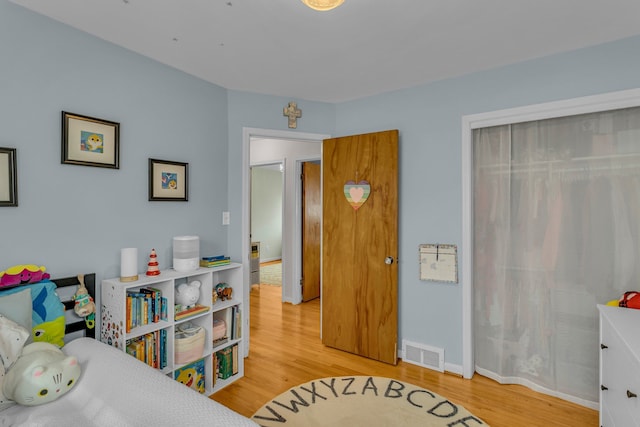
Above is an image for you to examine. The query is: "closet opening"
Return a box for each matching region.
[462,88,640,409]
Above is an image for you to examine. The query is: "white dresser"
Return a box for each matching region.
[598,304,640,427]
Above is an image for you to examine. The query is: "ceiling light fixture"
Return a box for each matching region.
[301,0,344,12]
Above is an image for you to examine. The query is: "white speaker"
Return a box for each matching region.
[173,236,199,272]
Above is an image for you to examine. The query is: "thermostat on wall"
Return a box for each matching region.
[419,244,458,283]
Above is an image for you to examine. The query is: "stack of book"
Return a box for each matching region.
[126,287,167,333]
[200,255,231,268]
[215,344,239,380]
[174,304,209,321]
[125,329,167,370]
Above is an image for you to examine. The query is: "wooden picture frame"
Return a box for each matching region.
[0,147,17,207]
[148,158,189,201]
[62,111,120,169]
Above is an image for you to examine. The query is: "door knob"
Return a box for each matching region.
[385,256,394,265]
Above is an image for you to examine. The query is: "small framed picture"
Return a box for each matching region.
[149,158,189,201]
[0,147,17,207]
[62,111,120,169]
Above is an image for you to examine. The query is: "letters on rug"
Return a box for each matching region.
[252,376,488,426]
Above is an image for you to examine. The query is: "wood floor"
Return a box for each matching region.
[211,284,598,426]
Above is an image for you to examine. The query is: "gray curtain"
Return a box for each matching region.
[473,107,640,408]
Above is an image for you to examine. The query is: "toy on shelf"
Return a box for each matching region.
[215,282,232,301]
[606,291,640,309]
[175,280,201,310]
[72,274,96,329]
[146,249,160,276]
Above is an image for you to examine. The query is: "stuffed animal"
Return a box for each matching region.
[2,342,81,406]
[72,274,95,329]
[0,265,50,289]
[619,291,640,309]
[215,282,232,301]
[175,280,201,309]
[606,291,640,309]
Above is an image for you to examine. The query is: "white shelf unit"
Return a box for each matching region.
[100,263,244,395]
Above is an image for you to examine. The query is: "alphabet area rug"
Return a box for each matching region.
[251,376,489,427]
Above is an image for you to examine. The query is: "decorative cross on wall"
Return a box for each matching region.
[283,101,302,129]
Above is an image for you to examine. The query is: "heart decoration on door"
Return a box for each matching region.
[344,180,371,210]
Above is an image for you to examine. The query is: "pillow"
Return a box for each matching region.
[2,342,81,407]
[0,364,14,412]
[0,315,29,370]
[0,288,32,333]
[0,315,29,412]
[0,281,65,347]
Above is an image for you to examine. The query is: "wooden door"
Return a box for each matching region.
[322,129,398,365]
[302,162,321,302]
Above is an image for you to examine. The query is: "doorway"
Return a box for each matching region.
[248,131,324,304]
[250,162,284,290]
[243,128,328,312]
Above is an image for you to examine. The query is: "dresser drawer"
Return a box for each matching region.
[600,305,640,427]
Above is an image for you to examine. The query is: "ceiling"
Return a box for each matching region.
[10,0,640,103]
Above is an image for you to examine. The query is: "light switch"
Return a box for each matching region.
[222,211,230,225]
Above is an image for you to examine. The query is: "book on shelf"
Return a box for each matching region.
[202,255,227,261]
[174,358,205,394]
[200,256,231,268]
[233,305,241,339]
[216,346,233,380]
[125,329,167,370]
[215,344,238,380]
[140,287,161,323]
[125,287,164,332]
[232,344,238,375]
[212,352,217,387]
[174,304,209,321]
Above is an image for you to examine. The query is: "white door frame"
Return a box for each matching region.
[461,88,640,379]
[242,128,329,345]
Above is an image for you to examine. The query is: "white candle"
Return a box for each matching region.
[120,248,139,282]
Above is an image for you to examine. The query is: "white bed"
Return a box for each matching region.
[0,273,258,427]
[1,338,257,427]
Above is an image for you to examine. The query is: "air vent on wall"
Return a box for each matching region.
[402,340,444,372]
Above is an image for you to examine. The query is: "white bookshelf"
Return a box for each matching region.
[100,263,244,394]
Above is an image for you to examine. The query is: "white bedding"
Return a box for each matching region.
[1,338,258,427]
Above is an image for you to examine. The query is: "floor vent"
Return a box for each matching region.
[402,340,444,372]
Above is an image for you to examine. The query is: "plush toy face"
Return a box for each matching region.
[175,281,201,307]
[2,342,81,406]
[0,265,50,289]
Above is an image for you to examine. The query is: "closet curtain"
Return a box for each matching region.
[473,107,640,407]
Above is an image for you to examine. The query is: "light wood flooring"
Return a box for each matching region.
[211,284,598,426]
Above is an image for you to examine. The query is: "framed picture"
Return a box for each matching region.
[0,147,17,207]
[149,158,189,201]
[62,111,120,169]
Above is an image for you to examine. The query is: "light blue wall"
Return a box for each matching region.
[225,91,335,261]
[251,167,283,261]
[335,35,640,365]
[4,0,640,368]
[0,0,230,281]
